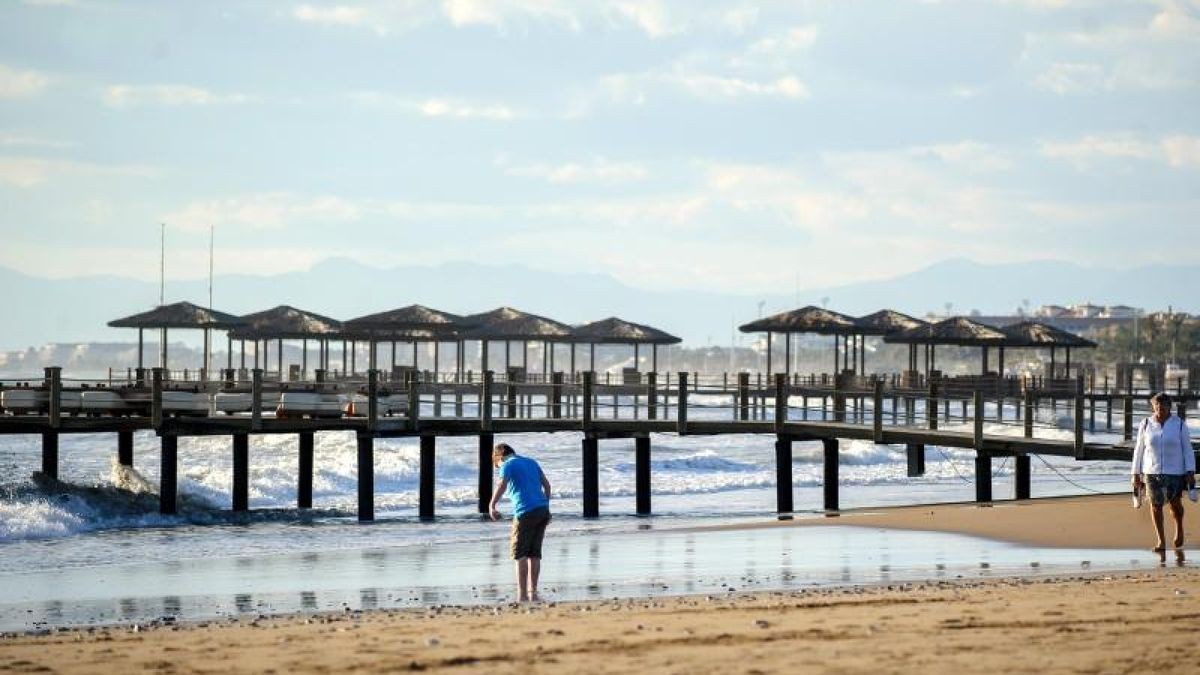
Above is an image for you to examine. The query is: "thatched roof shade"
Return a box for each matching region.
[108,301,244,330]
[999,321,1097,349]
[739,306,858,335]
[855,310,927,336]
[342,305,467,336]
[571,317,682,345]
[883,316,1008,346]
[460,307,573,341]
[229,305,341,340]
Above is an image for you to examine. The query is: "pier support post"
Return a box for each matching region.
[41,431,58,479]
[419,435,436,521]
[822,438,839,512]
[478,432,494,514]
[1122,395,1133,441]
[298,432,313,509]
[737,372,750,421]
[974,451,993,503]
[232,433,249,512]
[118,430,134,467]
[775,435,793,514]
[635,436,651,516]
[160,436,177,515]
[905,443,925,477]
[357,434,374,522]
[1014,454,1030,500]
[582,436,599,518]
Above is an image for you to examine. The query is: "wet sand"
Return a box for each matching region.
[2,569,1197,674]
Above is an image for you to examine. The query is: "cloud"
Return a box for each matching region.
[0,133,73,149]
[163,193,362,231]
[103,84,256,108]
[608,1,677,38]
[0,64,50,99]
[746,25,819,56]
[1032,62,1107,94]
[581,67,808,113]
[349,91,519,119]
[0,156,157,188]
[909,141,1013,172]
[1039,133,1200,169]
[498,156,649,183]
[293,4,368,26]
[442,0,583,32]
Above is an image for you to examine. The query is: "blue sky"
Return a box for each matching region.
[0,0,1197,294]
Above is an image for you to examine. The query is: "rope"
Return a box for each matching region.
[931,445,974,484]
[1032,453,1105,494]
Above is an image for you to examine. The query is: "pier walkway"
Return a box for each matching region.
[2,366,1195,521]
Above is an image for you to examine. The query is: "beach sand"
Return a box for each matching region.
[775,493,1200,550]
[3,494,1198,674]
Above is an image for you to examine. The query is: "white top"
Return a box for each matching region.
[1132,415,1196,475]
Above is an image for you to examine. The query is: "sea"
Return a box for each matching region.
[0,400,1160,632]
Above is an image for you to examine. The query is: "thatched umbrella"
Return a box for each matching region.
[1000,321,1097,378]
[108,301,244,379]
[230,305,342,380]
[460,307,573,378]
[855,310,928,375]
[570,317,682,375]
[883,316,1008,376]
[739,306,859,376]
[342,305,469,379]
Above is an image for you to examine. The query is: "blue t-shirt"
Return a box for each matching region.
[499,455,549,518]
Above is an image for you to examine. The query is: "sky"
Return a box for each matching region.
[0,0,1197,295]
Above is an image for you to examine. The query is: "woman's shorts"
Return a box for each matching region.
[511,507,551,560]
[1146,474,1187,506]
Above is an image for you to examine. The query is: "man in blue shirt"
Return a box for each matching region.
[489,443,552,602]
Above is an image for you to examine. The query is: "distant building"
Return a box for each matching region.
[1102,305,1139,319]
[1035,305,1068,318]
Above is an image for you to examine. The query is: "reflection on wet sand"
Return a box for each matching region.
[3,525,1191,632]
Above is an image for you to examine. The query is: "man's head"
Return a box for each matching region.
[492,443,516,468]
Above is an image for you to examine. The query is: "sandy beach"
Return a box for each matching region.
[3,494,1199,673]
[778,493,1200,550]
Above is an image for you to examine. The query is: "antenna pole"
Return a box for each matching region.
[159,223,165,306]
[208,225,214,309]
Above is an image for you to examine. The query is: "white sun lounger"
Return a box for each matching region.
[161,391,211,415]
[0,389,83,415]
[80,390,137,414]
[213,392,281,414]
[279,392,345,418]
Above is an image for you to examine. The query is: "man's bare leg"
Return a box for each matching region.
[1168,496,1185,549]
[1151,504,1166,552]
[515,558,530,602]
[528,557,541,601]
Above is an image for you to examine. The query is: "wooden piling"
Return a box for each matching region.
[773,373,787,432]
[635,436,651,516]
[927,381,938,431]
[776,435,793,514]
[298,432,313,509]
[737,372,750,421]
[872,378,883,443]
[647,372,658,421]
[582,436,599,518]
[232,433,249,512]
[419,435,435,521]
[357,434,374,522]
[160,435,177,515]
[151,368,164,429]
[676,372,688,435]
[905,443,925,477]
[973,391,984,451]
[481,371,494,431]
[551,372,563,419]
[367,369,379,431]
[822,438,838,512]
[1014,454,1030,500]
[974,451,992,503]
[1073,376,1085,459]
[406,373,419,431]
[1122,395,1133,441]
[45,367,61,429]
[250,368,263,432]
[1023,388,1034,438]
[477,432,494,514]
[41,431,58,479]
[118,430,134,467]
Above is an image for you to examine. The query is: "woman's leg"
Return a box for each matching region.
[1150,504,1166,552]
[1168,495,1185,549]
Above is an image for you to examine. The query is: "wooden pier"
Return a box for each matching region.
[2,366,1196,522]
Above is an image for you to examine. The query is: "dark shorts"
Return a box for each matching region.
[1146,474,1187,507]
[511,507,551,560]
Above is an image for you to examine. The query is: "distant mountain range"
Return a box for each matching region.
[1,257,1196,350]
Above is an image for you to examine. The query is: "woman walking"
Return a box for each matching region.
[1132,393,1196,552]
